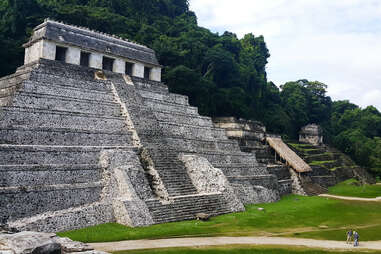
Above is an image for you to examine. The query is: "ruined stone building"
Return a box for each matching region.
[0,20,283,232]
[0,20,369,233]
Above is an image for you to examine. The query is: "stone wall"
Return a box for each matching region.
[299,124,323,146]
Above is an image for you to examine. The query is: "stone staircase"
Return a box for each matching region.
[212,118,293,196]
[107,74,244,222]
[128,77,280,205]
[287,142,373,188]
[0,59,139,229]
[145,193,232,224]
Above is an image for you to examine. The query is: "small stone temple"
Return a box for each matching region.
[299,124,323,146]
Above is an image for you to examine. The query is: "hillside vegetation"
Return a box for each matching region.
[0,0,380,175]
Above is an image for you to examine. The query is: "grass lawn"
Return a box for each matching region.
[328,179,381,198]
[58,195,381,243]
[113,245,381,254]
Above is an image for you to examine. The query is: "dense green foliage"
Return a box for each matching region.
[0,0,380,175]
[58,195,381,242]
[115,245,379,254]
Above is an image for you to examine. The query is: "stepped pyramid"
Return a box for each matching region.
[0,19,280,232]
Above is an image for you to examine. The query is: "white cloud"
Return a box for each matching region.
[189,0,381,110]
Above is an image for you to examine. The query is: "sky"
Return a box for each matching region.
[189,0,381,110]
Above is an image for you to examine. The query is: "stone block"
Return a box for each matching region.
[133,62,144,78]
[42,40,56,61]
[66,47,81,65]
[150,67,161,82]
[113,58,125,74]
[89,52,102,69]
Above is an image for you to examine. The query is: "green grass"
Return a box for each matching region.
[328,179,381,198]
[114,245,381,254]
[58,195,381,243]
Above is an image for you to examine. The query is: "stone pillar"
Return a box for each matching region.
[42,40,56,61]
[89,52,102,69]
[24,40,43,64]
[151,67,162,82]
[114,58,125,74]
[66,47,80,65]
[133,63,144,78]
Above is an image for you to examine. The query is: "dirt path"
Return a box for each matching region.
[89,236,381,252]
[319,194,381,201]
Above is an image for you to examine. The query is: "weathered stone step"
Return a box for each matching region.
[218,166,268,177]
[138,89,189,106]
[142,137,239,152]
[1,181,103,222]
[22,80,115,102]
[267,164,291,180]
[0,69,31,90]
[148,148,259,165]
[30,72,111,92]
[301,148,327,155]
[143,99,198,115]
[7,202,114,233]
[0,145,136,165]
[145,193,231,223]
[0,107,128,132]
[154,110,214,127]
[0,164,101,186]
[32,59,107,83]
[132,77,169,94]
[0,83,21,98]
[10,92,121,117]
[156,122,228,140]
[0,126,133,146]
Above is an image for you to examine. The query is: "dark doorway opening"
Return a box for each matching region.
[80,51,90,67]
[144,67,151,80]
[102,56,114,71]
[126,62,134,76]
[55,46,67,62]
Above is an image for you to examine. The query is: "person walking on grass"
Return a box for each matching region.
[353,231,359,247]
[346,229,353,244]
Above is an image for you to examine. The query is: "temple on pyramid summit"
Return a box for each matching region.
[1,19,367,233]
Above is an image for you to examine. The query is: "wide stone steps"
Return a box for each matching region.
[217,165,269,177]
[198,151,259,165]
[132,78,169,94]
[0,144,137,165]
[29,72,112,92]
[141,137,239,152]
[149,148,259,166]
[267,164,291,180]
[0,69,31,89]
[0,126,133,146]
[145,193,231,223]
[22,80,115,102]
[138,89,189,106]
[10,92,121,117]
[153,111,214,127]
[143,99,198,115]
[0,107,128,132]
[0,164,101,187]
[1,181,103,222]
[156,122,228,140]
[32,60,104,82]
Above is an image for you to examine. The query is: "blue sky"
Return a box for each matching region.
[189,0,381,110]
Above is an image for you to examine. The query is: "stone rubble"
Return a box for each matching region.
[0,231,109,254]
